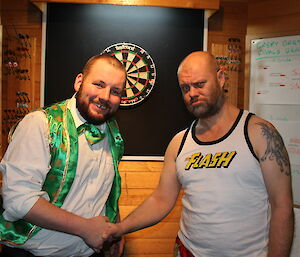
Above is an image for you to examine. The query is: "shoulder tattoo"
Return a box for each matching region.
[256,122,290,176]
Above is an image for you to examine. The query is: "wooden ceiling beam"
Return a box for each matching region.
[30,0,220,10]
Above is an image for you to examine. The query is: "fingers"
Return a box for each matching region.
[101,223,111,240]
[83,217,123,252]
[109,243,118,257]
[81,216,111,250]
[115,237,125,257]
[102,223,118,241]
[107,236,125,257]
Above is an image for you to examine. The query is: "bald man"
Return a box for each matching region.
[104,51,294,257]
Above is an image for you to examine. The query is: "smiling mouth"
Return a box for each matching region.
[93,102,108,111]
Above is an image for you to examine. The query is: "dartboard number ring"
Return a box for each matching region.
[102,43,156,107]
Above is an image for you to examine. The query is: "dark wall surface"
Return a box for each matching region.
[45,3,204,156]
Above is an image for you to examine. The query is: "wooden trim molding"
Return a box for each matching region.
[32,2,47,12]
[30,0,220,10]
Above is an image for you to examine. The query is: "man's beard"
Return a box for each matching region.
[187,91,225,119]
[75,87,113,125]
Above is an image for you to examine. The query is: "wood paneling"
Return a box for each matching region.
[118,161,182,257]
[124,222,180,239]
[124,239,175,255]
[248,0,300,20]
[247,14,300,36]
[2,0,42,25]
[208,1,247,109]
[31,0,220,10]
[0,0,42,157]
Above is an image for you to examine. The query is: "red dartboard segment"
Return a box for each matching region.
[101,42,156,107]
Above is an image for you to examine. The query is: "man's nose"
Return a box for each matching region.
[189,85,199,97]
[99,87,110,101]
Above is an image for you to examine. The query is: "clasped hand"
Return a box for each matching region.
[80,216,124,255]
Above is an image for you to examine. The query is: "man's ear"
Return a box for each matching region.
[217,69,226,88]
[74,73,83,92]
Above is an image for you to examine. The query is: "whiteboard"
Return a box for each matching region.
[249,35,300,205]
[291,208,300,257]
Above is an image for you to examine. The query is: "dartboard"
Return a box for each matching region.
[102,43,156,107]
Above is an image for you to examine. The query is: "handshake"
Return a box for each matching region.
[102,220,124,241]
[82,216,127,257]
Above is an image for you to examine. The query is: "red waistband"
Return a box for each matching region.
[176,236,195,257]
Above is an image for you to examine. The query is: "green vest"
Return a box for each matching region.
[0,99,124,245]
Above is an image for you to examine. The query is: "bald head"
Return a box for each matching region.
[178,51,218,76]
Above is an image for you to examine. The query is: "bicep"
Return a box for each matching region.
[250,118,293,207]
[151,133,182,208]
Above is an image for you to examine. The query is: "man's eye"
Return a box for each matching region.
[94,82,105,88]
[111,88,122,96]
[194,82,205,88]
[181,85,190,93]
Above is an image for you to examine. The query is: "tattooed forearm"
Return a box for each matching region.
[256,122,291,176]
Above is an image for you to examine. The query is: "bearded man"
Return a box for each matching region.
[103,51,294,257]
[0,54,127,257]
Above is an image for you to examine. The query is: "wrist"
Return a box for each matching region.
[118,221,130,235]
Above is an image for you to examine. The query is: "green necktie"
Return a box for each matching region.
[77,123,106,145]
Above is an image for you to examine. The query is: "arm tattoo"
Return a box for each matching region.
[256,122,291,176]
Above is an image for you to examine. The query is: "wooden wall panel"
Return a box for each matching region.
[119,161,163,172]
[124,222,180,239]
[118,161,182,257]
[0,0,42,157]
[124,239,175,255]
[208,1,247,109]
[248,0,300,20]
[2,0,41,25]
[247,14,300,36]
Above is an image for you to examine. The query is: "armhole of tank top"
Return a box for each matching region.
[176,126,191,157]
[244,113,259,162]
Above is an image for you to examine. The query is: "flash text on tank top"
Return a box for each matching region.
[185,151,237,170]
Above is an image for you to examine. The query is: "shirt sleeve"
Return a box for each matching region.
[0,111,51,221]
